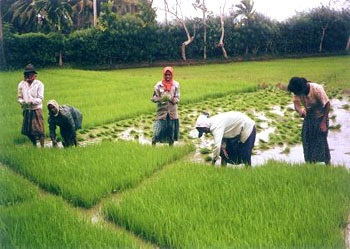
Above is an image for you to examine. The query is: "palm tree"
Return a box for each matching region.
[36,0,73,32]
[71,0,94,29]
[9,0,39,33]
[234,0,255,25]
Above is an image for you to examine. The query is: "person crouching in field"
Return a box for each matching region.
[288,77,331,165]
[151,67,180,146]
[47,100,83,148]
[195,111,256,166]
[17,64,45,147]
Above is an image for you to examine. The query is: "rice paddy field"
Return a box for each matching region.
[1,56,350,248]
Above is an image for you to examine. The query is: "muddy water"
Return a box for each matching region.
[252,98,350,168]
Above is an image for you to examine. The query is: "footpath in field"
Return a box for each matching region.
[76,87,350,168]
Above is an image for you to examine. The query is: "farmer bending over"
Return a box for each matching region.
[288,77,330,164]
[196,111,256,166]
[47,100,83,148]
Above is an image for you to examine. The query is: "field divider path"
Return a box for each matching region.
[0,160,160,249]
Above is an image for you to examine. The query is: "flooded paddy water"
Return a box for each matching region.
[74,87,350,168]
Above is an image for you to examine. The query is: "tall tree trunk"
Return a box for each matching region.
[164,0,168,25]
[59,52,63,67]
[346,35,350,51]
[319,26,327,52]
[218,6,228,59]
[203,0,207,60]
[0,0,7,71]
[181,25,195,61]
[93,0,97,27]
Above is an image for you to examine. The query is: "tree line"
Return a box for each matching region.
[0,0,349,70]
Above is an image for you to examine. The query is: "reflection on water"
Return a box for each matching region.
[252,98,350,168]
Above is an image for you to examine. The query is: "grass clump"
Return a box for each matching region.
[104,162,350,249]
[199,148,211,155]
[0,196,148,249]
[0,165,39,206]
[0,142,194,208]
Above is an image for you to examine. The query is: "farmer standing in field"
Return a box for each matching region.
[195,111,256,166]
[151,67,180,146]
[17,64,45,147]
[47,100,83,147]
[288,77,331,164]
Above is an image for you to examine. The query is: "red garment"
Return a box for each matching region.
[162,67,173,92]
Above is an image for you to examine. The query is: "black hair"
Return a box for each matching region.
[288,77,307,95]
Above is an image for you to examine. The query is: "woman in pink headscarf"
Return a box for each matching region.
[151,67,180,146]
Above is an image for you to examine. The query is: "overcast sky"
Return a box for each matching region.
[152,0,347,22]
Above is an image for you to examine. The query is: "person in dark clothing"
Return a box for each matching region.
[47,100,83,148]
[288,77,331,164]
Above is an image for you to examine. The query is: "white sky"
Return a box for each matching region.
[152,0,348,22]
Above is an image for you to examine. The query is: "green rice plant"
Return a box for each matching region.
[281,147,291,154]
[199,148,211,154]
[330,114,336,120]
[204,155,212,162]
[0,165,39,206]
[0,142,194,208]
[341,104,350,110]
[88,133,96,138]
[329,124,341,130]
[0,196,149,249]
[103,162,350,249]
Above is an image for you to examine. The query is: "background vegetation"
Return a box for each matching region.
[1,0,350,68]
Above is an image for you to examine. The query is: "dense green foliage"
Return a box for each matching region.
[3,7,350,68]
[0,142,194,208]
[0,165,39,206]
[0,197,148,249]
[104,162,350,249]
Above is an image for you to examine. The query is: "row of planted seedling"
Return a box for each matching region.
[77,86,345,161]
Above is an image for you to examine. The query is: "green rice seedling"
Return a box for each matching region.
[102,126,109,129]
[281,147,291,154]
[77,137,85,142]
[329,124,341,130]
[0,165,39,206]
[341,104,350,110]
[330,114,336,120]
[1,142,194,208]
[88,133,96,138]
[0,196,148,249]
[199,148,211,154]
[104,162,350,249]
[204,155,212,162]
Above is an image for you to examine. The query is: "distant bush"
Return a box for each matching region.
[4,32,63,69]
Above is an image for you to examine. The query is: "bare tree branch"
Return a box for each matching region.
[218,0,228,59]
[162,0,196,61]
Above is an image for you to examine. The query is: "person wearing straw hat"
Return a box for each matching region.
[195,111,256,166]
[47,100,83,147]
[151,67,180,146]
[17,64,45,147]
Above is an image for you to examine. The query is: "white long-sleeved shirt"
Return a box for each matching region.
[210,112,255,160]
[17,80,44,110]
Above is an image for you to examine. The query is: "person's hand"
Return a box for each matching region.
[299,109,306,118]
[320,121,327,133]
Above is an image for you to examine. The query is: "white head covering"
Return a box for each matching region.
[195,114,211,128]
[47,99,60,117]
